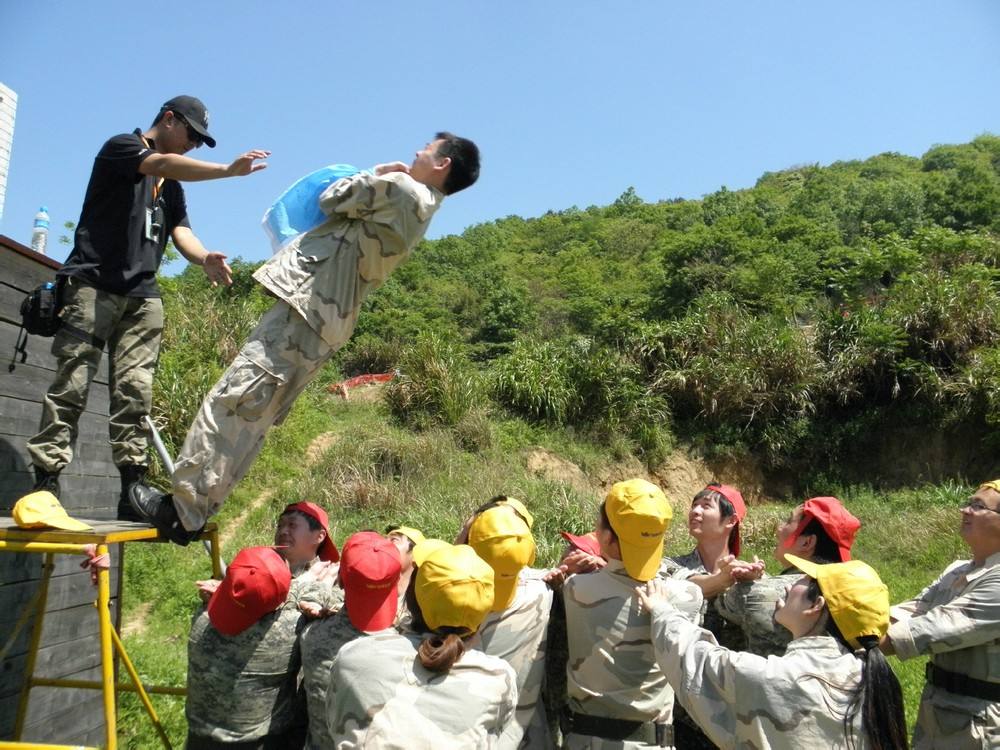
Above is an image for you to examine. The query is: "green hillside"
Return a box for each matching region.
[119,136,1000,746]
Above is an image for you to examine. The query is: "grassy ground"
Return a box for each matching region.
[117,385,970,748]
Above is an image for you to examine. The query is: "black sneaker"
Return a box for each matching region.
[128,483,202,546]
[33,466,61,496]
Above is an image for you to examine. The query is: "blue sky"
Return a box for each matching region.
[2,1,998,273]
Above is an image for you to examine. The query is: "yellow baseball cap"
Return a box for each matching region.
[412,540,494,634]
[390,526,427,547]
[605,479,672,581]
[978,480,1000,495]
[785,555,890,648]
[13,491,92,532]
[468,505,536,611]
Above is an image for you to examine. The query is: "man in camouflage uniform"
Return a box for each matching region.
[186,546,308,749]
[131,133,480,543]
[466,496,554,749]
[561,479,702,749]
[26,95,267,520]
[715,496,861,657]
[882,480,1000,749]
[300,531,401,750]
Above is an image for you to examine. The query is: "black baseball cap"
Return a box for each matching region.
[159,95,216,148]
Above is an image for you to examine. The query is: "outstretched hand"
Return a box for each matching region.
[202,252,233,287]
[634,578,671,612]
[226,149,271,177]
[196,578,221,603]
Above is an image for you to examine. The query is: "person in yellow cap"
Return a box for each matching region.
[325,540,517,748]
[636,555,908,750]
[559,479,702,749]
[463,496,554,749]
[881,479,1000,749]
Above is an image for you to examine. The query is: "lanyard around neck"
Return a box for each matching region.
[139,134,165,203]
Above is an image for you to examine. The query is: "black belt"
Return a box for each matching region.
[561,709,673,746]
[927,663,1000,702]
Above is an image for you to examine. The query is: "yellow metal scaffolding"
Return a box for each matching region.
[0,518,221,750]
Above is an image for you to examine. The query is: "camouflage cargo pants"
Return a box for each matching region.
[26,276,163,472]
[913,687,1000,749]
[171,300,334,530]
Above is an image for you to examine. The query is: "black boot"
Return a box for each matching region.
[117,465,148,522]
[33,466,61,496]
[128,483,202,546]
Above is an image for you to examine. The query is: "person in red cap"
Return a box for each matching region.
[299,531,402,750]
[716,496,862,657]
[195,501,340,605]
[186,546,308,749]
[668,483,760,750]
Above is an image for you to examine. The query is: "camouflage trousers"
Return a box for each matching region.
[563,731,674,749]
[171,300,334,530]
[26,276,163,471]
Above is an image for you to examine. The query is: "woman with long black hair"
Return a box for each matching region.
[636,555,908,749]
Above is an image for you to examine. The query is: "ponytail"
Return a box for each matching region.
[852,636,909,750]
[418,632,466,673]
[404,574,472,674]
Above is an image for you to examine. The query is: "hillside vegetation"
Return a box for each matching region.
[119,136,1000,746]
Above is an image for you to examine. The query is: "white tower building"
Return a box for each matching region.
[0,83,16,223]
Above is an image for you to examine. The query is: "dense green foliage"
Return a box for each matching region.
[158,135,1000,483]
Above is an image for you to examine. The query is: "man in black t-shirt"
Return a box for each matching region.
[26,95,269,520]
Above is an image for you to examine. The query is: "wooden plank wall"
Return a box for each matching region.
[0,235,121,747]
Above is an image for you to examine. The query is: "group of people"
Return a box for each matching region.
[180,477,1000,750]
[18,95,1000,748]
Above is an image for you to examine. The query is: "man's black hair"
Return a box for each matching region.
[434,131,480,195]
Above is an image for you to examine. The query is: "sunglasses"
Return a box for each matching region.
[173,114,204,146]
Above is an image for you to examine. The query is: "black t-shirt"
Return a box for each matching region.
[60,129,191,298]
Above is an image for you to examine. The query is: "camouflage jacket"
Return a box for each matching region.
[254,171,442,349]
[562,559,703,724]
[471,567,553,750]
[649,589,867,749]
[326,630,518,748]
[715,571,798,657]
[889,551,1000,748]
[185,577,311,742]
[300,609,388,750]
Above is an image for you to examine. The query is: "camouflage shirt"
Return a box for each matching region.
[668,548,747,652]
[300,609,387,750]
[254,171,442,349]
[649,587,867,750]
[186,577,311,742]
[888,551,1000,749]
[326,630,518,748]
[562,559,703,726]
[471,567,554,750]
[715,571,798,657]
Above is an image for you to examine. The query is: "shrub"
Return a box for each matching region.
[383,333,483,428]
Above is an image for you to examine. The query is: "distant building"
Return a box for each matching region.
[0,83,15,223]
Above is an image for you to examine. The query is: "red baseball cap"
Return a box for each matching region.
[208,547,291,636]
[706,484,746,556]
[559,530,602,557]
[282,501,339,562]
[340,532,402,632]
[788,497,861,562]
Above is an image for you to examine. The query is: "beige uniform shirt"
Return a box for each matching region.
[649,586,867,750]
[254,171,442,348]
[562,560,702,728]
[472,568,554,749]
[888,551,1000,749]
[326,630,518,749]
